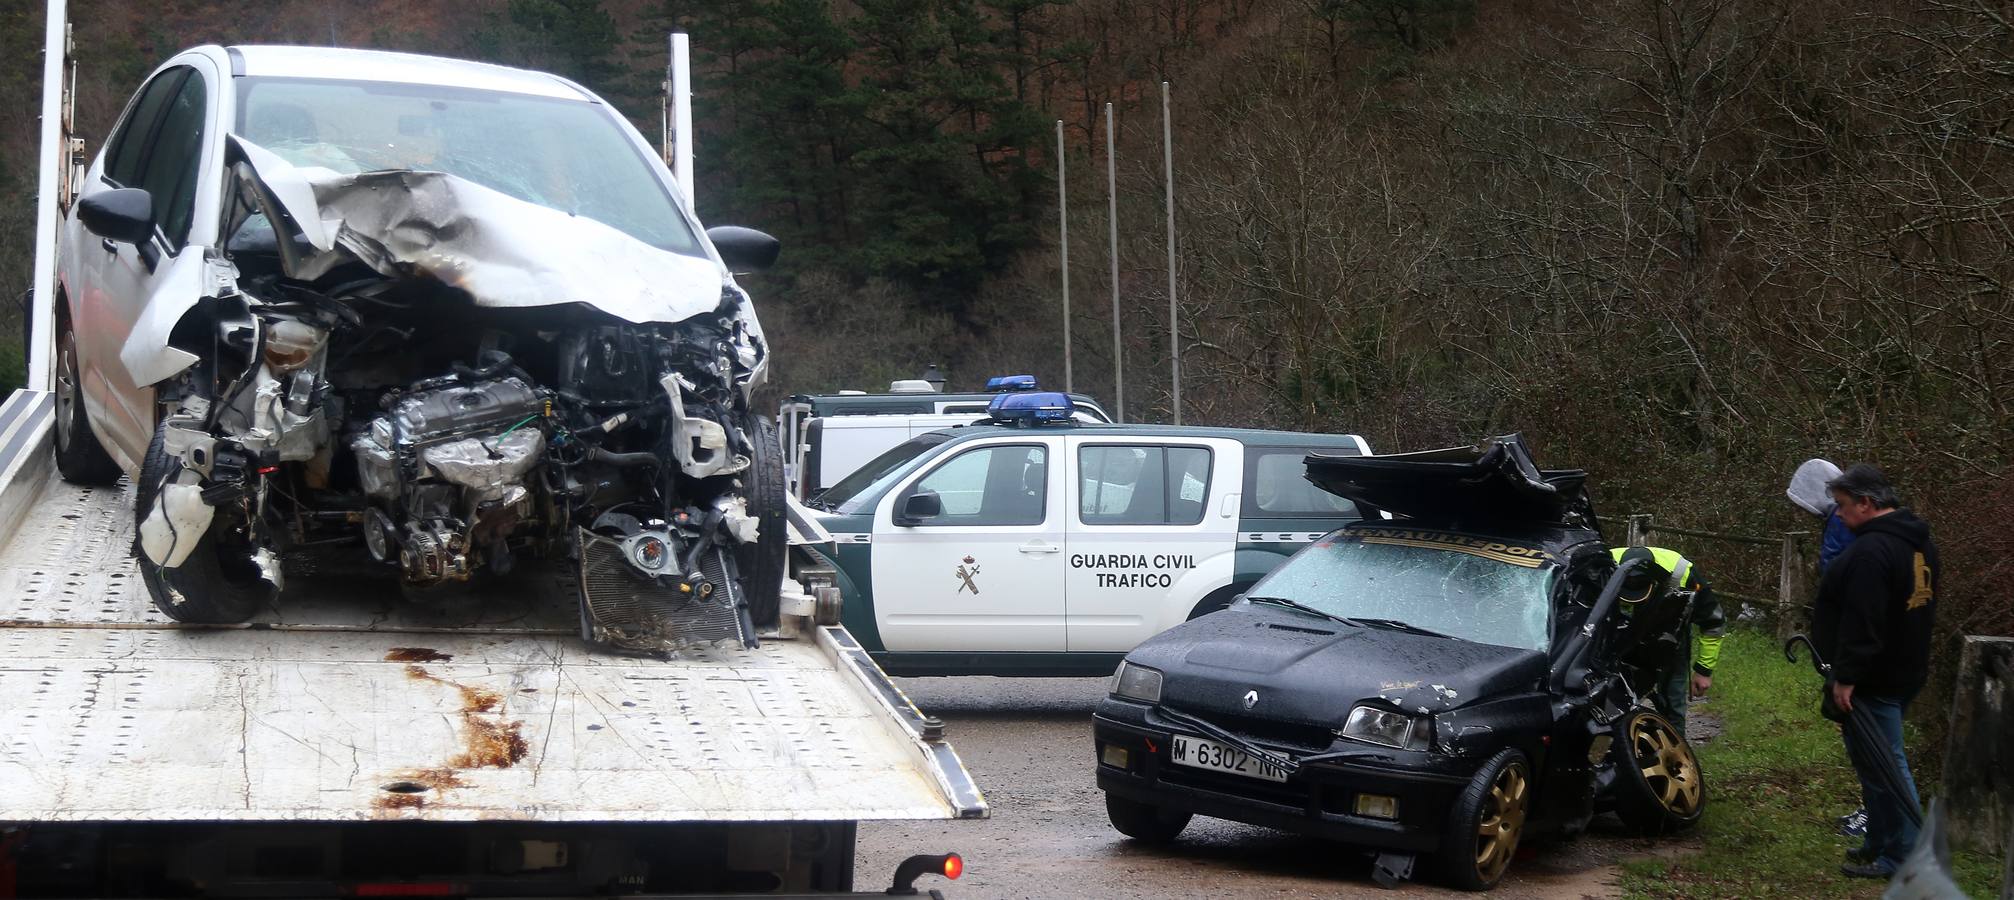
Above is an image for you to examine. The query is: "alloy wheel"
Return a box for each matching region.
[1630,713,1703,816]
[1475,760,1528,882]
[54,327,78,449]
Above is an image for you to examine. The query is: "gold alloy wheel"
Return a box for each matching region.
[1630,713,1703,816]
[1475,760,1528,882]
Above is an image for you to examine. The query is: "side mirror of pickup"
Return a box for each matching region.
[895,491,942,527]
[706,225,782,272]
[78,188,156,247]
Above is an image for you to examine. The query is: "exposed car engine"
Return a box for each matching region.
[130,139,785,655]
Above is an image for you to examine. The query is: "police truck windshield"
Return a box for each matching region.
[820,433,954,513]
[1248,531,1556,652]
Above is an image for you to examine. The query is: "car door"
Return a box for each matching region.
[1064,437,1241,652]
[870,436,1067,652]
[73,61,218,465]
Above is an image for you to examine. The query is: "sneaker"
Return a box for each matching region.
[1840,860,1894,879]
[1836,808,1868,838]
[1845,846,1876,865]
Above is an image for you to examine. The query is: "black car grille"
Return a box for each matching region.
[1180,710,1335,752]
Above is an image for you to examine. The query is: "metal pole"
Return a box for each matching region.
[1105,102,1123,424]
[1161,81,1179,425]
[669,33,696,213]
[29,0,67,394]
[1057,119,1072,393]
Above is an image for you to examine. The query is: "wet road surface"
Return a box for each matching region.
[857,677,1685,899]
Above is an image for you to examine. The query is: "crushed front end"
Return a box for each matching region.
[129,137,784,655]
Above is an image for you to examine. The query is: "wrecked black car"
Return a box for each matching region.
[58,52,790,654]
[1091,435,1704,890]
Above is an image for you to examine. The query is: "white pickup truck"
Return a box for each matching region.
[5,29,979,897]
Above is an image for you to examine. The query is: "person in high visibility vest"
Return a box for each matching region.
[1611,546,1726,736]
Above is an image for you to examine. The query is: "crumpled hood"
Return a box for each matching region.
[1127,606,1547,727]
[227,135,737,327]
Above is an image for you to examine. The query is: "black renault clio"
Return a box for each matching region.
[1091,436,1704,890]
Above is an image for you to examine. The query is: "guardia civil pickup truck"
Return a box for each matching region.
[797,391,1372,676]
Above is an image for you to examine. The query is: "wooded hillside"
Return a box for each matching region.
[1,0,2007,717]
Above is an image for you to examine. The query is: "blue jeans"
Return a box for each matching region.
[1841,692,1919,870]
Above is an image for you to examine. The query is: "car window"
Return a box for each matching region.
[135,71,209,250]
[1245,449,1360,519]
[908,445,1046,526]
[1250,532,1555,651]
[824,432,952,514]
[235,77,700,255]
[1079,445,1211,526]
[104,68,189,187]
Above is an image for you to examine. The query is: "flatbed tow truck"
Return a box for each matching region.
[0,8,981,897]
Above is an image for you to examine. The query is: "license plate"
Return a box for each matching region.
[1169,734,1288,783]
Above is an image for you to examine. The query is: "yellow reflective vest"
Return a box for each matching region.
[1610,546,1726,674]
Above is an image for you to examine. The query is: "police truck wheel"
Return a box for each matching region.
[1613,709,1705,835]
[1435,749,1530,891]
[736,416,787,629]
[1104,793,1191,844]
[53,311,123,486]
[135,419,273,624]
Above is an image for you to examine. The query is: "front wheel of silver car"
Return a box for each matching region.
[135,419,274,624]
[1104,792,1192,844]
[53,310,123,486]
[1435,748,1530,891]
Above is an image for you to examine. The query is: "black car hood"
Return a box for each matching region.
[1303,433,1591,525]
[1128,605,1547,728]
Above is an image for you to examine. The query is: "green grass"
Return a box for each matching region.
[1620,630,2005,898]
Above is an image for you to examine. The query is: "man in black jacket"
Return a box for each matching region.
[1812,463,1938,879]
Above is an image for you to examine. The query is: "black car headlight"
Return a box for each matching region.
[1340,705,1432,751]
[1109,661,1164,704]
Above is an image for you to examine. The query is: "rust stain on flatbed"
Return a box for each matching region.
[403,665,527,769]
[373,792,427,812]
[450,718,528,769]
[384,647,453,663]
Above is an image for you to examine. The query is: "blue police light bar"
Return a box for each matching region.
[986,390,1074,424]
[984,374,1039,392]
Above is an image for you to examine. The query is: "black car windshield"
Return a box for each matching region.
[234,77,701,255]
[825,433,954,514]
[1248,531,1556,651]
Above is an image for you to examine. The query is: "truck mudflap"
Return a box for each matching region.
[0,389,986,826]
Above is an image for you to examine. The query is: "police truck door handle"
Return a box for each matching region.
[1219,493,1241,518]
[1018,541,1062,554]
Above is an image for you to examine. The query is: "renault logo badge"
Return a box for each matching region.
[1243,690,1259,710]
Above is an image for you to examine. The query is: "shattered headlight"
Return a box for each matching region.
[1340,705,1432,751]
[1109,661,1163,704]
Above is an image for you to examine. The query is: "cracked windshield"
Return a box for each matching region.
[235,77,700,254]
[1249,534,1555,652]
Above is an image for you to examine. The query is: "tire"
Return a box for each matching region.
[135,419,275,623]
[1435,748,1531,891]
[736,415,787,628]
[53,309,124,486]
[1613,709,1705,835]
[1103,792,1192,844]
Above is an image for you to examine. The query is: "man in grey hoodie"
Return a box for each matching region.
[1811,464,1938,879]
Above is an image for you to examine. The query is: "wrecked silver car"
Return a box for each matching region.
[57,52,787,653]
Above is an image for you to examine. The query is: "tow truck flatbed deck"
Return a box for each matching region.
[0,392,984,825]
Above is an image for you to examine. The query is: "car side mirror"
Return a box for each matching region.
[78,188,155,246]
[895,491,942,526]
[707,225,782,272]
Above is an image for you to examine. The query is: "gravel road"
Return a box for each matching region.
[857,676,1692,899]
